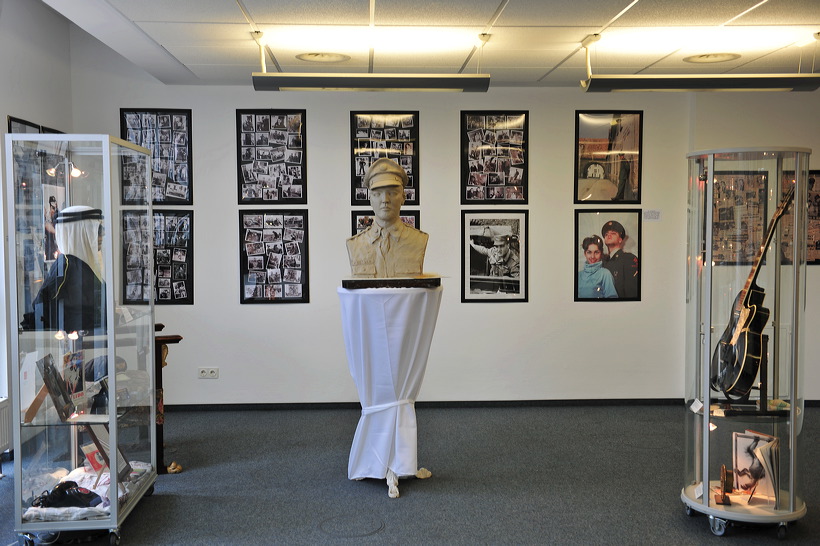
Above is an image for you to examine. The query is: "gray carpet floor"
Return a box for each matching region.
[1,404,818,545]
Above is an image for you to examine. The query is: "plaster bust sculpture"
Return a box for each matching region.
[346,158,428,278]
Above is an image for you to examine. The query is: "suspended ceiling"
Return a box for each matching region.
[41,0,820,88]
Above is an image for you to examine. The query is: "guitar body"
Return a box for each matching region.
[710,284,769,400]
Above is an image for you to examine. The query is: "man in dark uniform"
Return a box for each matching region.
[601,219,639,299]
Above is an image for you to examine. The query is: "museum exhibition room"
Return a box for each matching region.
[1,0,820,543]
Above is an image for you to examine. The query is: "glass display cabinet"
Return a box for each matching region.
[682,147,811,538]
[4,134,156,545]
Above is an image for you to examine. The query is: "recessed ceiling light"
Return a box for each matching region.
[683,53,741,64]
[296,52,351,63]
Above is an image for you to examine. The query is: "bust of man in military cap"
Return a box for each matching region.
[346,158,429,278]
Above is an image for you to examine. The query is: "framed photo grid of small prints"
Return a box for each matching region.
[239,209,309,303]
[120,109,193,205]
[122,210,194,305]
[237,109,307,204]
[351,111,419,206]
[351,210,420,236]
[461,111,528,204]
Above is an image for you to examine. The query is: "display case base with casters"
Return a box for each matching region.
[681,147,811,538]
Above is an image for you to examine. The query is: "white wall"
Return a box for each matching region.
[0,0,74,400]
[4,1,820,404]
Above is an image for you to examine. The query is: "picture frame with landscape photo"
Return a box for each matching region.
[121,109,193,205]
[574,110,642,204]
[461,209,528,302]
[239,209,309,303]
[461,111,528,204]
[237,109,307,205]
[351,111,419,206]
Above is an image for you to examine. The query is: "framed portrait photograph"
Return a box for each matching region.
[239,209,309,303]
[575,209,641,301]
[122,210,194,305]
[462,210,528,302]
[121,109,193,205]
[351,111,419,206]
[461,111,528,204]
[712,171,768,266]
[236,109,307,205]
[351,209,420,236]
[574,110,642,204]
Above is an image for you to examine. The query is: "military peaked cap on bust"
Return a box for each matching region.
[364,158,408,190]
[601,220,625,239]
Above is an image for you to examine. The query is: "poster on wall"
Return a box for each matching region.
[121,109,193,205]
[574,209,641,301]
[239,209,309,303]
[236,109,307,205]
[461,209,528,302]
[351,210,420,236]
[350,111,419,206]
[574,110,642,204]
[461,111,528,204]
[712,171,768,266]
[122,210,194,305]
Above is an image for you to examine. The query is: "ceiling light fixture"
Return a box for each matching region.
[579,33,820,92]
[252,72,490,92]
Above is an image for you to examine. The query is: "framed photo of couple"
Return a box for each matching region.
[461,210,528,303]
[574,209,641,301]
[574,110,642,204]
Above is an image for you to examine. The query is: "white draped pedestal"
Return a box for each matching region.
[338,286,443,484]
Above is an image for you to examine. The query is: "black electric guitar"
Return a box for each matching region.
[710,186,795,401]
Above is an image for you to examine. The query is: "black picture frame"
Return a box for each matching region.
[239,209,309,303]
[574,110,642,204]
[461,111,528,204]
[712,171,768,266]
[574,209,641,301]
[782,170,820,264]
[121,109,193,205]
[7,115,63,134]
[351,209,420,236]
[461,209,528,302]
[236,109,307,205]
[351,111,419,206]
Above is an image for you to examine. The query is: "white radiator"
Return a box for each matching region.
[0,397,10,453]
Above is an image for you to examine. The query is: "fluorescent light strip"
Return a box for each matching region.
[253,72,491,92]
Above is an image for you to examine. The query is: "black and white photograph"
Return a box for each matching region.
[574,209,641,301]
[461,111,528,204]
[712,171,768,265]
[462,210,528,302]
[122,209,194,305]
[121,108,193,205]
[237,109,307,205]
[351,111,419,206]
[575,111,642,204]
[351,210,420,236]
[240,209,309,303]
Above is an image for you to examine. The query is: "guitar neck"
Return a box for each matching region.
[738,186,795,305]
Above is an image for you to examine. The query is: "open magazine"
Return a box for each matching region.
[732,429,780,505]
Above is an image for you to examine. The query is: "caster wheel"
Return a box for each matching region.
[145,484,155,496]
[17,534,35,546]
[777,523,787,540]
[684,504,694,517]
[709,515,728,536]
[109,532,121,545]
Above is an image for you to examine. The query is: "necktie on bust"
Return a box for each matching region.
[375,227,391,276]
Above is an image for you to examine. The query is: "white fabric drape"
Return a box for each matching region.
[338,286,443,480]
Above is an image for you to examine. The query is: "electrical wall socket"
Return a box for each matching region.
[198,367,219,379]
